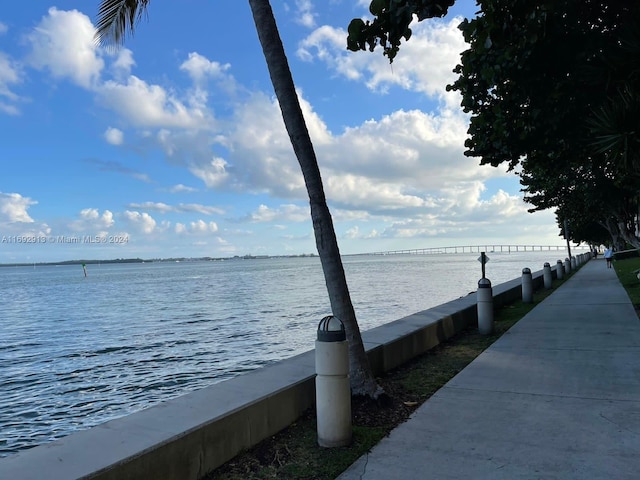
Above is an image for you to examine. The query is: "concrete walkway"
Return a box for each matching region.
[338,258,640,479]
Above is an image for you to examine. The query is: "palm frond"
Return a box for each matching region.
[94,0,150,48]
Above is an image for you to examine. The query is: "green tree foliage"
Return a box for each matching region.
[347,0,455,62]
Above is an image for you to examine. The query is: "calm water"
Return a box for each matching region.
[0,250,574,456]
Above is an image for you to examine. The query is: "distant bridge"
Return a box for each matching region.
[358,244,589,256]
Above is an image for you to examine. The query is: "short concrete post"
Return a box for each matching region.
[477,278,494,335]
[571,256,577,270]
[315,316,351,447]
[556,260,564,280]
[565,258,571,274]
[543,262,552,289]
[522,267,533,303]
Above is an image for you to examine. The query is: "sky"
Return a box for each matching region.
[0,0,563,263]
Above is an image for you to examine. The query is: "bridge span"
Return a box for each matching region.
[358,244,589,256]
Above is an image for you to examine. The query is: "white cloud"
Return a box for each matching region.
[179,52,230,85]
[0,53,22,115]
[295,0,316,28]
[298,17,466,107]
[325,109,473,188]
[178,52,237,112]
[128,202,174,214]
[14,8,548,250]
[26,7,104,89]
[98,75,211,129]
[224,90,335,197]
[191,219,218,233]
[243,204,309,223]
[0,22,8,35]
[168,184,198,193]
[174,219,218,234]
[189,156,230,189]
[177,203,224,215]
[122,210,157,234]
[0,192,36,223]
[127,201,224,215]
[24,11,215,130]
[110,48,135,78]
[344,225,379,240]
[103,127,124,145]
[69,208,115,231]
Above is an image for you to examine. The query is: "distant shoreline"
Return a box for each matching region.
[0,253,318,268]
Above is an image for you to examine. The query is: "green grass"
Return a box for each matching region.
[613,256,640,307]
[206,272,571,480]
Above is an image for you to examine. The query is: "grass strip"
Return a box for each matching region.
[613,256,640,308]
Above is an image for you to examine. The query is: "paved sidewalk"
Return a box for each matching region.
[338,258,640,480]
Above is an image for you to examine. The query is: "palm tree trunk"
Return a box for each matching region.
[247,0,380,397]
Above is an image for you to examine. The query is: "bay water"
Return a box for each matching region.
[0,250,573,456]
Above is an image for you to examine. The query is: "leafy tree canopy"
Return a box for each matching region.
[347,0,455,62]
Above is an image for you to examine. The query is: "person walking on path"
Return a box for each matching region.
[604,247,614,268]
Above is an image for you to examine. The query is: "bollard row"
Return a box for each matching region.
[476,252,591,335]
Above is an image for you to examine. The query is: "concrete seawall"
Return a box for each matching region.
[0,256,586,480]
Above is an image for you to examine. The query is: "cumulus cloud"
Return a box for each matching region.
[179,52,230,86]
[98,76,211,129]
[69,208,114,231]
[189,156,230,189]
[103,127,124,145]
[174,220,218,234]
[0,192,36,222]
[122,210,156,234]
[223,91,335,197]
[26,7,104,88]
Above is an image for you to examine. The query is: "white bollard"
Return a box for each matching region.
[315,316,351,447]
[477,278,494,335]
[571,256,577,270]
[543,262,552,289]
[565,258,571,274]
[556,260,564,280]
[522,267,533,303]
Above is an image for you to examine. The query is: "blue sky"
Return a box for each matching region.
[0,0,561,263]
